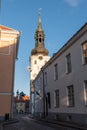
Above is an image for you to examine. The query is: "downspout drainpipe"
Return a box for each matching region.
[41,68,45,118]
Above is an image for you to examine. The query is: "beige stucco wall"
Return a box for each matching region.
[0,95,11,115]
[0,26,20,117]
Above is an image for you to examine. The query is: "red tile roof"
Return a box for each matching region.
[14,95,30,103]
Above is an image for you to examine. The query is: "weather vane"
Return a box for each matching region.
[38,8,42,16]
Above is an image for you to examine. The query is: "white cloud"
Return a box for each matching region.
[64,0,81,7]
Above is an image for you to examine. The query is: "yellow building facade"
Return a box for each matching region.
[14,95,30,113]
[16,102,25,113]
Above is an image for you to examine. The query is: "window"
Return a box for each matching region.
[67,85,74,107]
[84,80,87,106]
[66,53,72,73]
[82,42,87,64]
[54,63,58,80]
[44,72,47,86]
[47,92,51,108]
[54,89,59,108]
[34,60,37,64]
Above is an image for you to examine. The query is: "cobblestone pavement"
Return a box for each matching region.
[3,114,76,130]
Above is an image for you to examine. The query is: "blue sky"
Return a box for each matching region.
[0,0,87,96]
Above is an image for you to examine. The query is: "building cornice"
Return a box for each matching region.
[43,23,87,69]
[0,25,21,59]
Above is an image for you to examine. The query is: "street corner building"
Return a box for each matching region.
[0,25,20,119]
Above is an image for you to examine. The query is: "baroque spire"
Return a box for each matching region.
[31,11,49,56]
[37,10,43,31]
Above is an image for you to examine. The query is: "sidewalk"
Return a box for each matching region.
[29,115,87,130]
[0,118,19,130]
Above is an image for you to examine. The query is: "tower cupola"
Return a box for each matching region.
[31,14,49,56]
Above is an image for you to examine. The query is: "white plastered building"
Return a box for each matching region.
[34,23,87,124]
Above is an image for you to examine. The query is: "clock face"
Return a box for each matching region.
[38,56,43,60]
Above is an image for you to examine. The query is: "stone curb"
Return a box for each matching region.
[0,119,19,130]
[29,116,87,130]
[0,119,19,126]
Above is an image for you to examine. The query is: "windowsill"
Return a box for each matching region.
[66,71,72,75]
[82,62,87,66]
[67,105,75,108]
[54,79,58,81]
[54,106,59,108]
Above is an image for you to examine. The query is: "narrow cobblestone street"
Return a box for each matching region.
[3,114,76,130]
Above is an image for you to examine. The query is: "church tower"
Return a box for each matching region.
[30,14,50,80]
[29,13,50,114]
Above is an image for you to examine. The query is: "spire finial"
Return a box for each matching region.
[38,8,42,16]
[37,8,43,30]
[38,8,42,23]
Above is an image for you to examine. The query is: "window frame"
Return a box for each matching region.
[65,53,72,74]
[54,89,59,108]
[84,80,87,106]
[81,41,87,65]
[44,72,47,86]
[47,92,51,109]
[67,85,75,107]
[54,63,58,80]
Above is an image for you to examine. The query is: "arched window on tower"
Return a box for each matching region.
[39,38,41,43]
